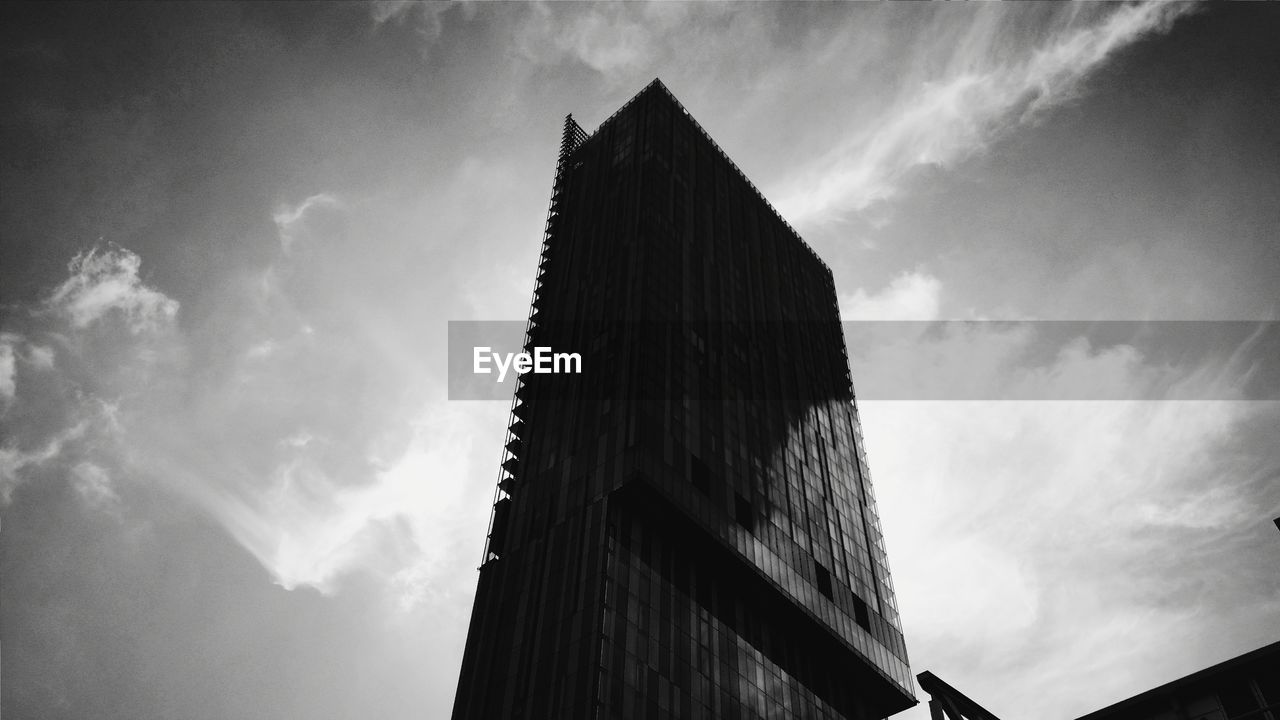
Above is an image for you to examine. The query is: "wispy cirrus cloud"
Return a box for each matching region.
[776,3,1197,227]
[273,192,340,255]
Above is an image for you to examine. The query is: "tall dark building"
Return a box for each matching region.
[453,80,915,720]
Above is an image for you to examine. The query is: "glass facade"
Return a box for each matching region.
[453,80,915,720]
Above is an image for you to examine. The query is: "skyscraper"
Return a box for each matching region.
[453,80,914,720]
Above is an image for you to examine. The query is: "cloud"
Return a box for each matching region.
[841,321,1272,401]
[860,337,1279,718]
[512,3,654,78]
[44,244,179,332]
[511,3,736,83]
[27,343,55,369]
[368,1,421,27]
[0,421,85,505]
[522,7,654,77]
[273,193,339,255]
[906,535,1039,642]
[1,248,172,507]
[369,0,480,61]
[1135,484,1254,532]
[775,3,1197,227]
[71,461,119,510]
[0,333,16,402]
[1,201,499,607]
[183,402,486,598]
[840,270,942,321]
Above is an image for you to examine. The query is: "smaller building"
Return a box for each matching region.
[1072,640,1280,720]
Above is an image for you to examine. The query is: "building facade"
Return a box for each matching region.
[453,80,915,720]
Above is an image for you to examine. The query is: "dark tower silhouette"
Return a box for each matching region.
[453,80,915,720]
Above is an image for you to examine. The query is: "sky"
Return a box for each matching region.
[2,3,1279,719]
